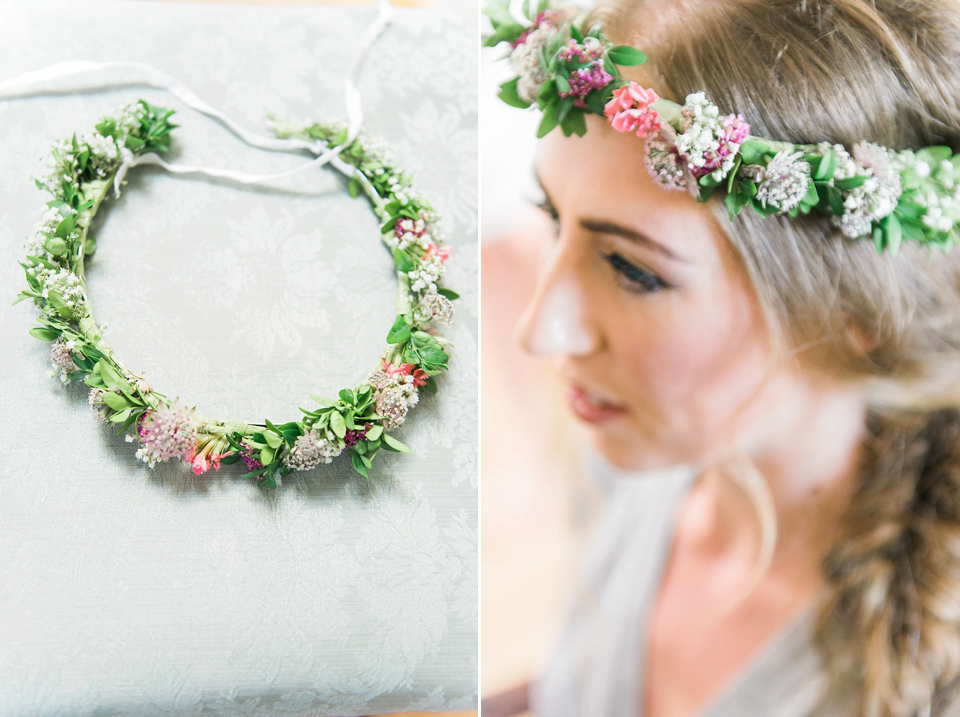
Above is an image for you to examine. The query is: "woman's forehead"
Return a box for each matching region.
[536,118,726,266]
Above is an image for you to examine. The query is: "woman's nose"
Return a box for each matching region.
[516,242,601,356]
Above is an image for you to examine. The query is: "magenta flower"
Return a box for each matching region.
[240,445,265,473]
[560,65,614,108]
[344,425,370,448]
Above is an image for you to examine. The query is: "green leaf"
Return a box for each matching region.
[339,388,355,404]
[738,140,767,166]
[725,191,748,220]
[726,156,743,194]
[95,118,117,137]
[607,45,648,66]
[826,186,845,216]
[351,450,369,477]
[108,407,134,424]
[813,149,836,181]
[83,238,97,256]
[264,431,282,449]
[699,173,722,188]
[311,395,335,407]
[536,102,559,138]
[873,224,885,252]
[834,176,866,191]
[437,287,460,300]
[260,446,275,466]
[98,362,133,399]
[330,411,347,439]
[382,434,411,453]
[365,424,383,441]
[348,176,362,198]
[55,215,75,239]
[885,213,903,255]
[392,248,415,273]
[559,109,587,137]
[498,77,531,109]
[260,474,278,490]
[555,74,572,95]
[102,392,131,411]
[918,146,952,164]
[482,22,527,47]
[386,315,412,344]
[29,327,60,341]
[44,237,68,256]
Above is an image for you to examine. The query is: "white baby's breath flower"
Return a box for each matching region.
[754,151,812,212]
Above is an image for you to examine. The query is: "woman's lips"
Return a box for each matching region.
[566,383,628,424]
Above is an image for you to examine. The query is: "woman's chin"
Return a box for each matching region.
[588,431,686,475]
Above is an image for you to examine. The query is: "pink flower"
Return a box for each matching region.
[382,357,416,375]
[185,447,224,475]
[191,452,210,475]
[722,113,750,144]
[604,82,662,138]
[425,242,451,262]
[380,358,427,386]
[605,82,659,116]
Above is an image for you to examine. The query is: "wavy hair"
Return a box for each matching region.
[595,0,960,713]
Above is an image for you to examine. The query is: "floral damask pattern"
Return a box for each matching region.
[0,1,477,715]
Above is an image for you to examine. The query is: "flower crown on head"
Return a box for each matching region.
[484,0,960,254]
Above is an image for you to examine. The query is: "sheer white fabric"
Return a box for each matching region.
[0,1,477,715]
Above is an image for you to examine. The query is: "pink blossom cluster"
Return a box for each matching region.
[557,38,604,64]
[134,400,199,468]
[560,65,614,108]
[603,82,663,138]
[689,113,750,179]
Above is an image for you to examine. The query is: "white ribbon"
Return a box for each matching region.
[0,0,394,193]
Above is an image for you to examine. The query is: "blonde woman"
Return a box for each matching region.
[484,0,960,715]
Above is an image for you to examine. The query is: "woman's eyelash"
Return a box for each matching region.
[531,198,559,222]
[604,253,669,293]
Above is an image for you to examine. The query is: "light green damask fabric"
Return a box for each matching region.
[0,1,477,715]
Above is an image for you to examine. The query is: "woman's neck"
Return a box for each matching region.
[692,383,867,581]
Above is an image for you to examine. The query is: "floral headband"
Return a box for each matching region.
[484,0,960,254]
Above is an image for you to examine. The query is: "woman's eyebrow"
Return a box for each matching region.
[534,169,690,263]
[533,171,559,217]
[579,218,690,263]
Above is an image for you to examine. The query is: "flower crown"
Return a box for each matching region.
[484,0,960,254]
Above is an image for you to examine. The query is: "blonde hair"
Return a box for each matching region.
[596,0,960,714]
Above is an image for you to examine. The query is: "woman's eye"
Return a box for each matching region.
[532,198,560,225]
[604,253,668,293]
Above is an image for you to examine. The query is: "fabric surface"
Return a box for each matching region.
[0,1,477,715]
[531,463,829,717]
